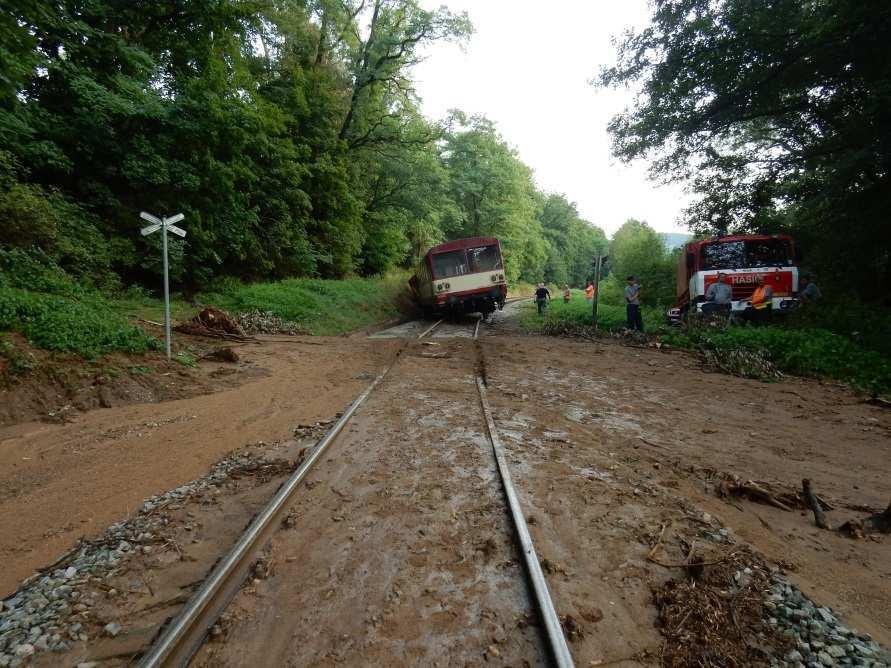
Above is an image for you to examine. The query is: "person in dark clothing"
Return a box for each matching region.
[535,283,551,315]
[624,276,644,332]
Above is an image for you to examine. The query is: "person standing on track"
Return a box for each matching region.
[535,283,551,316]
[624,275,644,332]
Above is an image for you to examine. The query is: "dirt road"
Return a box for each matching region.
[1,306,889,666]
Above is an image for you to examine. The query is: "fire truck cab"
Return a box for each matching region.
[668,234,801,323]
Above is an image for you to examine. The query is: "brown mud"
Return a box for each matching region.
[1,309,889,666]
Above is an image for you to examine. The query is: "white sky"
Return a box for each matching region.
[413,0,691,237]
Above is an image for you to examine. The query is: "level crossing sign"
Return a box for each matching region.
[140,212,186,359]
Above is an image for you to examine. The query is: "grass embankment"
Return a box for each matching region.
[519,287,891,397]
[195,275,408,336]
[0,250,409,369]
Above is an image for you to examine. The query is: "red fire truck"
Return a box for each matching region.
[668,234,802,322]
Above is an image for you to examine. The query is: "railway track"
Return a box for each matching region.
[139,314,573,667]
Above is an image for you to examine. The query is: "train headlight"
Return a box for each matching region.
[444,282,450,289]
[498,273,504,281]
[436,283,444,291]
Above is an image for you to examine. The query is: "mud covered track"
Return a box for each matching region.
[143,315,570,667]
[3,302,890,667]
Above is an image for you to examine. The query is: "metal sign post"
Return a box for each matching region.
[140,212,186,359]
[592,254,603,329]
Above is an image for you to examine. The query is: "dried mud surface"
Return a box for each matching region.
[0,336,399,596]
[1,306,889,667]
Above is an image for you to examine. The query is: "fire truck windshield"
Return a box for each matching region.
[701,239,792,270]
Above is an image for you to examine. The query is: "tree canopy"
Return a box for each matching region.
[0,0,605,292]
[599,0,891,301]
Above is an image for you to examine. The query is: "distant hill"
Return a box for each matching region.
[660,232,692,250]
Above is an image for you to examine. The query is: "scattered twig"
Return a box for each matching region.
[648,550,737,569]
[137,317,165,327]
[802,479,830,530]
[648,522,671,561]
[638,437,670,450]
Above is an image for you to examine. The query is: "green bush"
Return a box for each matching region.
[0,286,159,358]
[662,326,891,396]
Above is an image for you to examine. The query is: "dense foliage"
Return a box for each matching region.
[599,219,676,308]
[1,0,604,291]
[599,0,891,302]
[0,250,158,357]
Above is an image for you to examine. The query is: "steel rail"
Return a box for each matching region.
[473,316,481,339]
[417,319,443,339]
[138,363,396,668]
[475,376,575,668]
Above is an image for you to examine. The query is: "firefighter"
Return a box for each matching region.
[585,282,595,304]
[748,275,773,325]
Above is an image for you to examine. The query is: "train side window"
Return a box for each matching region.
[431,250,467,278]
[467,245,502,272]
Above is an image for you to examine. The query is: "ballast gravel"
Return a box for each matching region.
[767,573,891,668]
[0,448,287,666]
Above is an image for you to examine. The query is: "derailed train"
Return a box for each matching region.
[409,237,507,316]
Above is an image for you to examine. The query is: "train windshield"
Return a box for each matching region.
[701,239,792,270]
[466,245,502,272]
[431,250,468,278]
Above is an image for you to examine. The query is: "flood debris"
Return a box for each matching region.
[652,548,786,667]
[174,308,250,341]
[701,346,781,381]
[203,347,240,363]
[236,309,304,335]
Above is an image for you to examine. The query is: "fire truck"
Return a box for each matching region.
[668,234,801,323]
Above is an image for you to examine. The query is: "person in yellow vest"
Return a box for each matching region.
[585,282,595,303]
[748,275,773,325]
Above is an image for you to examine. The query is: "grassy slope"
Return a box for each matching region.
[196,274,408,336]
[1,253,410,364]
[518,289,891,396]
[518,289,662,331]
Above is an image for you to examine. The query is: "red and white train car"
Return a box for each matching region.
[409,237,507,316]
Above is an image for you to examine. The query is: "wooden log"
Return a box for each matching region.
[802,478,830,530]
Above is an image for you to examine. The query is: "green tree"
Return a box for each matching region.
[599,0,891,301]
[440,113,545,282]
[607,219,675,307]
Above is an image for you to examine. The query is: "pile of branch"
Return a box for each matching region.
[652,546,786,667]
[717,472,891,540]
[716,475,811,512]
[174,308,252,341]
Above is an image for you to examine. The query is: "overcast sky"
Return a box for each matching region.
[413,0,691,237]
